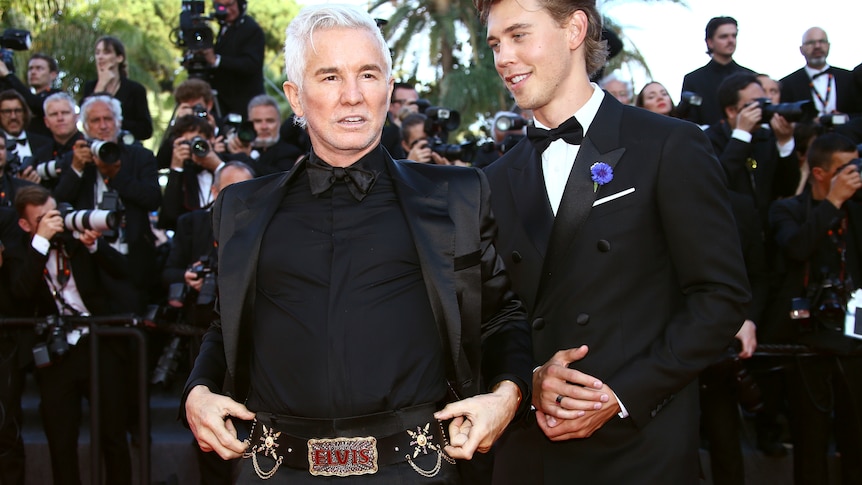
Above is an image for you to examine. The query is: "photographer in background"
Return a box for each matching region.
[53,95,161,312]
[0,136,36,207]
[226,94,302,176]
[768,133,862,484]
[159,114,241,230]
[0,89,51,185]
[160,160,254,484]
[3,184,131,485]
[0,53,63,137]
[400,111,470,166]
[27,93,86,190]
[706,73,799,232]
[157,78,225,170]
[200,0,264,117]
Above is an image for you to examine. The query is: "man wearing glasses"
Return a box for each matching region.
[780,27,862,118]
[0,90,51,184]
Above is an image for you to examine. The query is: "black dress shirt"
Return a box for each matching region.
[247,148,447,418]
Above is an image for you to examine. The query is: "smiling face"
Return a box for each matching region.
[283,26,393,167]
[486,0,588,127]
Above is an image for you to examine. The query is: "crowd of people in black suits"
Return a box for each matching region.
[0,4,861,484]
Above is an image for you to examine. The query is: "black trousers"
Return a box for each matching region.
[0,336,25,485]
[35,335,131,485]
[699,366,745,485]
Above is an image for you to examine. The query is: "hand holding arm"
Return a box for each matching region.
[536,383,620,441]
[433,380,521,459]
[185,385,255,460]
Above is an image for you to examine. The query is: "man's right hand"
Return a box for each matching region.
[185,385,256,460]
[736,102,762,134]
[71,139,94,172]
[36,210,64,241]
[532,345,607,420]
[826,163,862,209]
[406,139,433,163]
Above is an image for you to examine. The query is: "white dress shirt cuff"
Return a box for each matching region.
[31,234,50,255]
[614,391,629,419]
[731,129,752,143]
[777,138,795,158]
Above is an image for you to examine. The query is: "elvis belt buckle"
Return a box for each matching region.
[307,436,379,476]
[244,419,453,479]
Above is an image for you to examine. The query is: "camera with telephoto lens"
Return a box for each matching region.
[31,315,69,368]
[0,29,31,74]
[191,256,217,306]
[88,138,121,164]
[422,106,476,163]
[804,275,849,333]
[752,98,818,124]
[223,113,257,145]
[56,202,120,234]
[34,159,60,180]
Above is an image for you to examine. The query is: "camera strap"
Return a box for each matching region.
[42,244,85,317]
[809,72,833,114]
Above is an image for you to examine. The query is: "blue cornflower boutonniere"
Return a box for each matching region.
[590,162,613,193]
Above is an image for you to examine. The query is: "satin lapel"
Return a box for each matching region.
[507,142,555,258]
[218,168,298,377]
[387,159,466,378]
[537,97,626,303]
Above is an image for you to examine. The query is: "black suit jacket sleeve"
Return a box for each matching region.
[458,168,533,415]
[106,145,162,212]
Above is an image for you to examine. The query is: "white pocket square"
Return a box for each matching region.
[593,188,635,207]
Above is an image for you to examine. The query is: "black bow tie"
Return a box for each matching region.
[306,157,376,201]
[12,137,26,146]
[526,116,584,154]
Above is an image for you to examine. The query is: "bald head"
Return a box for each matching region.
[800,27,830,69]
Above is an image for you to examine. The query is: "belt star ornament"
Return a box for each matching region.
[407,423,439,458]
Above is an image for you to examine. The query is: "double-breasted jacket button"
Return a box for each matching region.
[576,313,590,325]
[597,239,611,252]
[531,317,545,330]
[511,251,522,263]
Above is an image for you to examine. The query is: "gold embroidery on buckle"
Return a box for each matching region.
[307,436,379,477]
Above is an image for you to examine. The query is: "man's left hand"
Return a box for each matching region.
[770,114,793,146]
[433,380,520,459]
[536,383,620,441]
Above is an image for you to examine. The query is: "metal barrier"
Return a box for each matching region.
[0,314,150,485]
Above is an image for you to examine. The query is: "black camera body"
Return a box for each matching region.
[0,29,31,74]
[753,98,818,124]
[190,256,217,306]
[181,135,211,159]
[839,158,862,202]
[3,150,31,177]
[494,115,527,132]
[224,113,257,145]
[31,315,70,368]
[175,0,224,79]
[421,106,476,163]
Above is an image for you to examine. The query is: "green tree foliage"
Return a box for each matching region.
[1,0,299,148]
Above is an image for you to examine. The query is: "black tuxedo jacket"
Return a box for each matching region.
[705,120,800,229]
[486,95,751,483]
[780,66,862,116]
[212,15,265,116]
[4,231,128,318]
[251,140,302,177]
[183,153,533,416]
